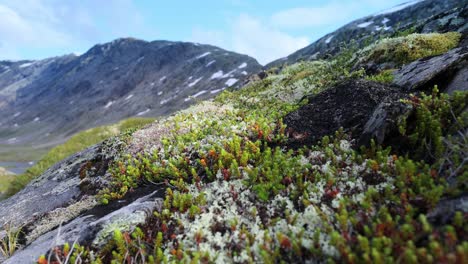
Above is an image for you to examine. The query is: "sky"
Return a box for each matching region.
[0,0,413,65]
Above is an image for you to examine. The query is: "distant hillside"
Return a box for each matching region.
[0,38,261,157]
[266,0,467,68]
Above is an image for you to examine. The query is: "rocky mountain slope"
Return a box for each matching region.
[266,0,467,68]
[0,39,261,155]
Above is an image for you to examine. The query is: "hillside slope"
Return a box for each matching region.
[266,0,467,68]
[0,38,261,157]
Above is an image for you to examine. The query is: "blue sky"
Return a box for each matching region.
[0,0,412,64]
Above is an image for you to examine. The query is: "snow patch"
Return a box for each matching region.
[160,98,172,105]
[225,78,238,86]
[136,56,145,63]
[137,109,150,116]
[210,70,224,79]
[188,77,203,87]
[160,76,166,82]
[206,60,216,67]
[19,62,35,68]
[33,117,40,122]
[382,17,390,24]
[13,112,21,118]
[238,62,247,69]
[104,101,114,109]
[184,90,207,102]
[357,21,374,28]
[7,138,17,143]
[241,71,248,75]
[196,52,211,59]
[325,35,334,44]
[192,90,207,98]
[210,88,224,94]
[157,91,163,96]
[125,94,134,100]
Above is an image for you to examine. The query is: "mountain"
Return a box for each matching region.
[266,0,467,68]
[0,38,261,153]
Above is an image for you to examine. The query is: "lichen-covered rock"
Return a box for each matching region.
[3,191,162,264]
[0,144,105,230]
[284,79,406,148]
[393,46,467,91]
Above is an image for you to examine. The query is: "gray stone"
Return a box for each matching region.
[3,191,162,264]
[393,46,468,91]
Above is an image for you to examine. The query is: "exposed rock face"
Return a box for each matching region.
[266,0,466,68]
[284,79,407,148]
[3,191,162,264]
[0,38,261,151]
[0,138,165,263]
[393,46,468,91]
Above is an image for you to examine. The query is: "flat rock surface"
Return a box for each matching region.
[393,46,468,91]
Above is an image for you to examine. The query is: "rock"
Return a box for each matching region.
[0,137,166,263]
[284,79,406,148]
[3,191,162,264]
[427,194,468,226]
[358,95,412,146]
[0,144,106,230]
[393,46,468,91]
[445,66,468,94]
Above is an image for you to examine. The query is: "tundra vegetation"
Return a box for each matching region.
[2,32,466,263]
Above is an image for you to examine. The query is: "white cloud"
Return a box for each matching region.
[231,14,309,65]
[271,0,408,29]
[0,0,155,60]
[190,14,309,65]
[271,3,355,29]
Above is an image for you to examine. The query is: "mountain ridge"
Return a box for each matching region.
[0,38,262,155]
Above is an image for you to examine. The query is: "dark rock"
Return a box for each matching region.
[358,95,412,146]
[393,46,468,91]
[284,79,406,148]
[427,194,468,226]
[445,65,468,94]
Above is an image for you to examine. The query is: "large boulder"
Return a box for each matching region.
[0,138,165,263]
[393,46,467,91]
[284,79,408,148]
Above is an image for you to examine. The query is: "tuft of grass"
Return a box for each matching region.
[0,224,21,258]
[365,69,396,83]
[4,117,154,198]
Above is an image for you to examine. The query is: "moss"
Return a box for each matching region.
[360,32,461,66]
[365,69,395,83]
